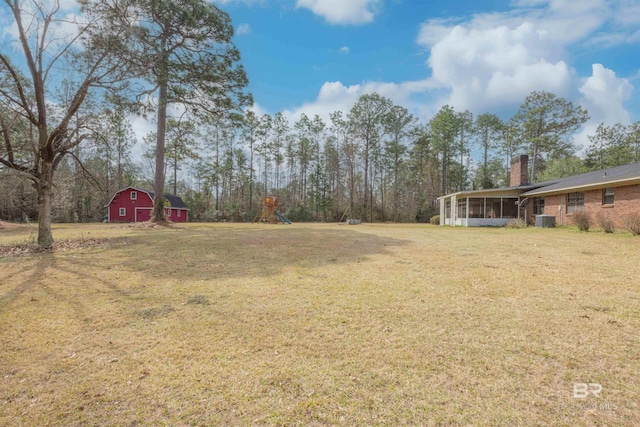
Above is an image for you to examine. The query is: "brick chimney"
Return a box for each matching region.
[510,155,529,187]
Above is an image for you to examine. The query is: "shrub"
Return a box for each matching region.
[416,205,437,223]
[429,215,440,225]
[626,213,640,236]
[597,214,615,234]
[285,204,313,222]
[505,218,527,228]
[572,211,591,232]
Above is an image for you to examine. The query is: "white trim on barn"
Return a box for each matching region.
[135,207,152,222]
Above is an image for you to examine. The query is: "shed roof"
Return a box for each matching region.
[147,191,188,208]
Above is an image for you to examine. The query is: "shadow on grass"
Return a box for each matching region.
[108,226,411,281]
[0,226,410,313]
[0,249,135,317]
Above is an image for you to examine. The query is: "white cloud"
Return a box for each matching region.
[213,0,265,4]
[580,64,633,125]
[247,101,269,117]
[295,0,381,25]
[281,79,437,125]
[3,4,86,53]
[588,0,640,48]
[413,0,622,113]
[236,23,251,35]
[586,31,640,48]
[128,113,156,163]
[278,0,634,135]
[536,0,609,44]
[419,21,573,112]
[338,46,350,54]
[612,0,640,26]
[574,64,634,151]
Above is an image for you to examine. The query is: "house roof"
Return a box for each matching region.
[436,185,536,200]
[438,162,640,201]
[522,162,640,196]
[106,186,188,209]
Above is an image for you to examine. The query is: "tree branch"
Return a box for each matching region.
[0,53,38,125]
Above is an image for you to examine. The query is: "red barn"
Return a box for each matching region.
[107,187,189,223]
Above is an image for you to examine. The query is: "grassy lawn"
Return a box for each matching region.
[1,222,639,426]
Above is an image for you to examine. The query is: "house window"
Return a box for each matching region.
[567,192,584,213]
[167,209,172,217]
[130,191,137,200]
[119,207,126,216]
[603,188,614,205]
[177,210,181,217]
[533,197,545,215]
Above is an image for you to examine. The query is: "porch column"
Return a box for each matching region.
[451,195,457,226]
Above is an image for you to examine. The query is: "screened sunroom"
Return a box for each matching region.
[438,188,525,227]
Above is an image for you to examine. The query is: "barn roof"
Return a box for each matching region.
[148,191,188,208]
[106,187,188,209]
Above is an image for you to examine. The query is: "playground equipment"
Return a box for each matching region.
[252,196,292,224]
[338,205,360,225]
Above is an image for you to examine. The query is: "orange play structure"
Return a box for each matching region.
[252,196,292,224]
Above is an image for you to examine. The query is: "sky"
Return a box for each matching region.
[1,0,639,158]
[216,0,640,150]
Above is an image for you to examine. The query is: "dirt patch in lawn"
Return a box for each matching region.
[0,221,26,231]
[120,220,184,229]
[0,237,128,257]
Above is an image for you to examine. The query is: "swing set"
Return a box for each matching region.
[252,196,292,224]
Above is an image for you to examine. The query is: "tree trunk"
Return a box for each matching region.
[441,150,447,194]
[151,77,168,222]
[249,142,253,213]
[215,129,220,211]
[173,153,178,196]
[363,139,369,221]
[264,157,268,196]
[530,142,539,183]
[483,130,488,186]
[36,161,54,247]
[335,138,340,221]
[117,145,123,190]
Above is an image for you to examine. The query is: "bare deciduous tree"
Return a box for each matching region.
[0,0,134,246]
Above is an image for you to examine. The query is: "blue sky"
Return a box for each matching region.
[218,0,640,148]
[2,0,638,154]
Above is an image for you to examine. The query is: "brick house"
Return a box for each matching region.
[106,186,189,223]
[438,156,640,228]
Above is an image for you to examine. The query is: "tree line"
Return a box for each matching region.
[5,85,640,228]
[144,90,637,223]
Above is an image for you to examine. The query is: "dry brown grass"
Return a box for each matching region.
[1,223,639,426]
